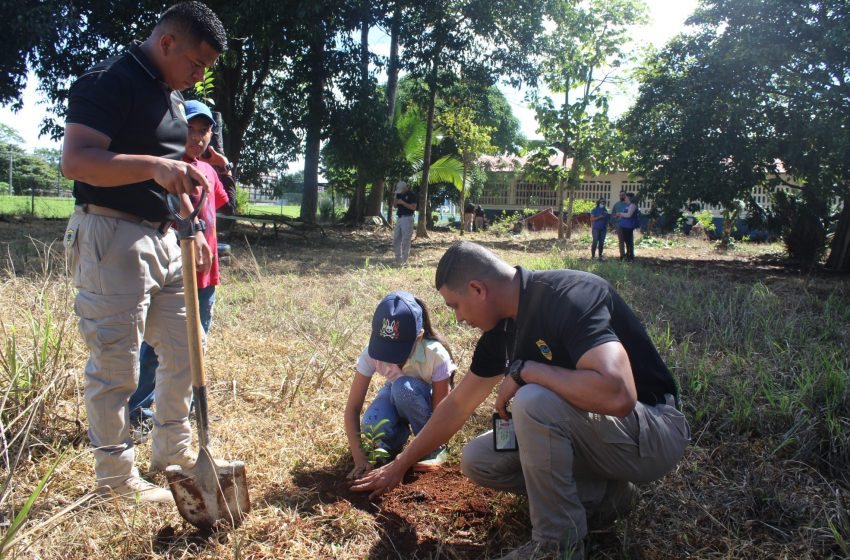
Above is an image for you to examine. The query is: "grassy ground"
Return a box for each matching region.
[0,196,76,219]
[0,220,848,559]
[0,197,304,221]
[244,204,301,218]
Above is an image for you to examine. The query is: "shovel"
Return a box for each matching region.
[162,191,250,529]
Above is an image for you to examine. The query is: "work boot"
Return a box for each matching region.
[97,475,172,503]
[149,449,196,473]
[492,539,584,560]
[587,480,640,530]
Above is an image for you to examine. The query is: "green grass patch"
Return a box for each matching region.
[0,196,75,219]
[244,203,301,218]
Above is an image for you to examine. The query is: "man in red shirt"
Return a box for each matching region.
[129,100,232,436]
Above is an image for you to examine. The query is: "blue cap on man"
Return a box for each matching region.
[184,100,216,127]
[368,291,423,364]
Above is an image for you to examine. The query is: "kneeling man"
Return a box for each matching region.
[353,241,690,559]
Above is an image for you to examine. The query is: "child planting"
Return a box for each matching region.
[345,291,456,480]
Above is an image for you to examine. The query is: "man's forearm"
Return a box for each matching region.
[62,148,160,187]
[522,360,636,417]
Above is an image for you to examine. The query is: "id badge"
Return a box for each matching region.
[493,413,518,452]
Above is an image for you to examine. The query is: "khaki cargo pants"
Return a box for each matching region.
[64,207,192,488]
[461,384,690,546]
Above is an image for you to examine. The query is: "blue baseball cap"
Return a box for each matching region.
[184,100,216,126]
[368,291,423,364]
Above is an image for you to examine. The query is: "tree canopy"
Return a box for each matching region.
[623,0,850,265]
[530,0,647,238]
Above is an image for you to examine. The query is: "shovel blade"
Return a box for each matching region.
[165,450,250,530]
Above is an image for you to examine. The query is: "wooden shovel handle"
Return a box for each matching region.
[180,238,206,390]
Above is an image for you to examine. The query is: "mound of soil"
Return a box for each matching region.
[291,465,526,559]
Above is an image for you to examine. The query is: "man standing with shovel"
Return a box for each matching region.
[62,2,226,503]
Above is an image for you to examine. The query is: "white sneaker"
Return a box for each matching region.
[149,450,196,473]
[98,476,172,503]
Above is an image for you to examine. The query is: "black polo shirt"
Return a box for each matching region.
[470,267,678,407]
[66,42,188,222]
[395,190,417,218]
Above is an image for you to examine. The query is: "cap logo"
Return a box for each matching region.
[380,318,400,341]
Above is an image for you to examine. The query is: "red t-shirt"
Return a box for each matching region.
[187,158,229,288]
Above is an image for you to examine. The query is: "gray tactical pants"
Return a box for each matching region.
[461,384,690,546]
[64,207,193,488]
[393,215,414,264]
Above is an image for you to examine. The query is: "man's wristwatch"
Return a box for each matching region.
[507,359,526,386]
[224,161,234,171]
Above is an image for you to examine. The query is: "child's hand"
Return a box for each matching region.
[347,460,373,480]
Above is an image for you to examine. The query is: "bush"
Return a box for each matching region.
[235,186,250,214]
[571,199,596,214]
[319,196,334,221]
[767,190,828,266]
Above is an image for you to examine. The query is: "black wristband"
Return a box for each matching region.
[507,359,526,386]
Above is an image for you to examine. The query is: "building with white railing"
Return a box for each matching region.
[474,153,798,218]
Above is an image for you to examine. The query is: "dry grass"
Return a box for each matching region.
[0,219,847,559]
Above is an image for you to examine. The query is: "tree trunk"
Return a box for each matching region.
[826,195,850,271]
[352,15,370,223]
[564,157,581,239]
[301,36,325,224]
[216,41,272,173]
[556,178,565,239]
[366,7,401,217]
[459,160,467,235]
[384,6,401,124]
[416,82,438,238]
[557,87,569,239]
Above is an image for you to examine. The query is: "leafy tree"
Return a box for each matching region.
[531,0,647,239]
[395,108,463,193]
[438,106,495,233]
[401,0,546,237]
[398,79,524,155]
[0,124,24,145]
[363,0,405,218]
[33,148,61,169]
[0,142,69,195]
[624,0,850,265]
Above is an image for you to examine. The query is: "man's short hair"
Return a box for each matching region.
[435,241,506,292]
[158,1,227,53]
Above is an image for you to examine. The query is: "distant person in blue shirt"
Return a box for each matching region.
[590,198,609,261]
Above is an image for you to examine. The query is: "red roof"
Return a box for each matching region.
[478,151,573,171]
[524,208,560,231]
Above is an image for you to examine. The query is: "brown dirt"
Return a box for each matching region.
[284,465,526,560]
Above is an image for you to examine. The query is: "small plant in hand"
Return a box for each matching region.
[360,418,391,465]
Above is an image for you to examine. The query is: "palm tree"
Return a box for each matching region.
[392,108,463,226]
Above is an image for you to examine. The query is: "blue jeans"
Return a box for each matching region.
[591,227,607,257]
[129,285,216,424]
[361,376,433,454]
